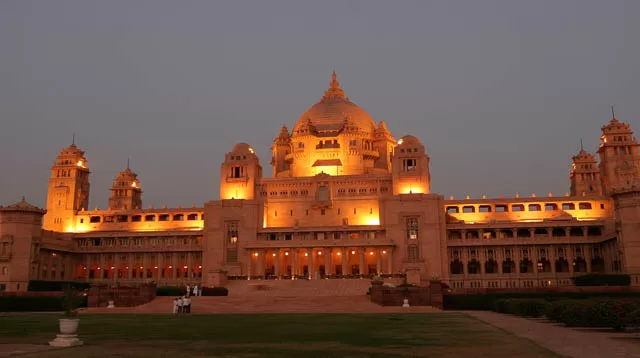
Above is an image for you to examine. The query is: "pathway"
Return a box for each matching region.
[84,295,440,314]
[467,310,640,358]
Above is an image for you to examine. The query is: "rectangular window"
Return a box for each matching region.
[495,205,508,212]
[131,215,142,222]
[407,245,419,260]
[227,221,239,245]
[90,216,101,223]
[159,214,169,221]
[145,215,156,222]
[406,217,419,240]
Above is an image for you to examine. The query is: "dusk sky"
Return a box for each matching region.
[1,1,639,209]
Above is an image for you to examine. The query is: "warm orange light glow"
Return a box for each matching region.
[272,253,276,257]
[304,253,308,257]
[284,252,289,256]
[318,251,323,255]
[254,252,259,257]
[382,250,387,254]
[169,265,173,269]
[249,147,254,153]
[397,139,404,145]
[111,266,115,269]
[132,182,137,188]
[154,266,158,269]
[365,217,380,225]
[77,160,84,167]
[337,252,341,256]
[183,265,187,269]
[369,252,374,256]
[351,250,356,255]
[398,184,426,195]
[198,265,202,269]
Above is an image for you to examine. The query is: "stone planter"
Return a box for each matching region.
[59,318,79,334]
[402,298,410,307]
[50,318,83,347]
[107,300,115,308]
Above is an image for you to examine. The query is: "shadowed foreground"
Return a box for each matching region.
[0,313,558,357]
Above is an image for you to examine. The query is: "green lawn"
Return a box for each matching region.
[0,313,559,357]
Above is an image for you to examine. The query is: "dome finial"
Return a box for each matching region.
[323,71,345,100]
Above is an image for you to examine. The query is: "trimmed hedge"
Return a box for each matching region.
[548,298,640,330]
[27,280,91,292]
[156,286,186,296]
[573,274,631,287]
[0,295,88,312]
[443,292,640,310]
[493,299,548,317]
[201,287,228,296]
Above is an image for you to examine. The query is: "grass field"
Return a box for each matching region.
[0,313,559,357]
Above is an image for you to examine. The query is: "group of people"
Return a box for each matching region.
[172,284,201,314]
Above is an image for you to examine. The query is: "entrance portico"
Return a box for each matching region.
[247,246,394,278]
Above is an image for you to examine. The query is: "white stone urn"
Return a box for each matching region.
[50,318,83,347]
[402,298,410,308]
[107,300,115,308]
[59,318,79,335]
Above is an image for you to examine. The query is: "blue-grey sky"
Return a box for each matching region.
[1,0,639,209]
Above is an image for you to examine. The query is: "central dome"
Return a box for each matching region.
[292,72,377,136]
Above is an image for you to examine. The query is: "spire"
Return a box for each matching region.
[322,71,345,100]
[72,132,75,145]
[611,105,616,120]
[580,137,583,151]
[127,157,130,169]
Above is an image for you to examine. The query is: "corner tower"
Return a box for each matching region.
[570,144,602,196]
[220,143,262,200]
[271,125,292,177]
[391,135,431,195]
[108,166,142,210]
[43,143,90,232]
[598,111,640,195]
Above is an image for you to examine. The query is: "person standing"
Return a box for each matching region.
[185,295,191,313]
[192,284,199,297]
[172,297,178,314]
[186,284,191,297]
[177,296,184,314]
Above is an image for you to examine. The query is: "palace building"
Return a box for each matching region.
[2,72,640,292]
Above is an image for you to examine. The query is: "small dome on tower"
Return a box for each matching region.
[231,142,256,154]
[397,135,421,146]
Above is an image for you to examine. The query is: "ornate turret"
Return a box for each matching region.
[108,163,142,210]
[271,125,292,177]
[373,120,397,172]
[43,141,91,232]
[597,108,640,195]
[570,141,602,196]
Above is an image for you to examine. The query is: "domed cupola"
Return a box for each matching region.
[292,71,377,137]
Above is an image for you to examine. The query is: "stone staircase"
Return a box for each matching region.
[224,278,393,297]
[85,294,439,314]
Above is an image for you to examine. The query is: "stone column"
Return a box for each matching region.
[324,248,332,275]
[358,248,366,275]
[256,249,266,278]
[274,249,281,277]
[376,248,382,274]
[568,246,575,274]
[247,250,252,277]
[387,247,393,274]
[291,249,297,277]
[585,245,592,273]
[461,229,467,240]
[341,248,348,275]
[187,252,193,280]
[308,248,314,279]
[158,254,164,282]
